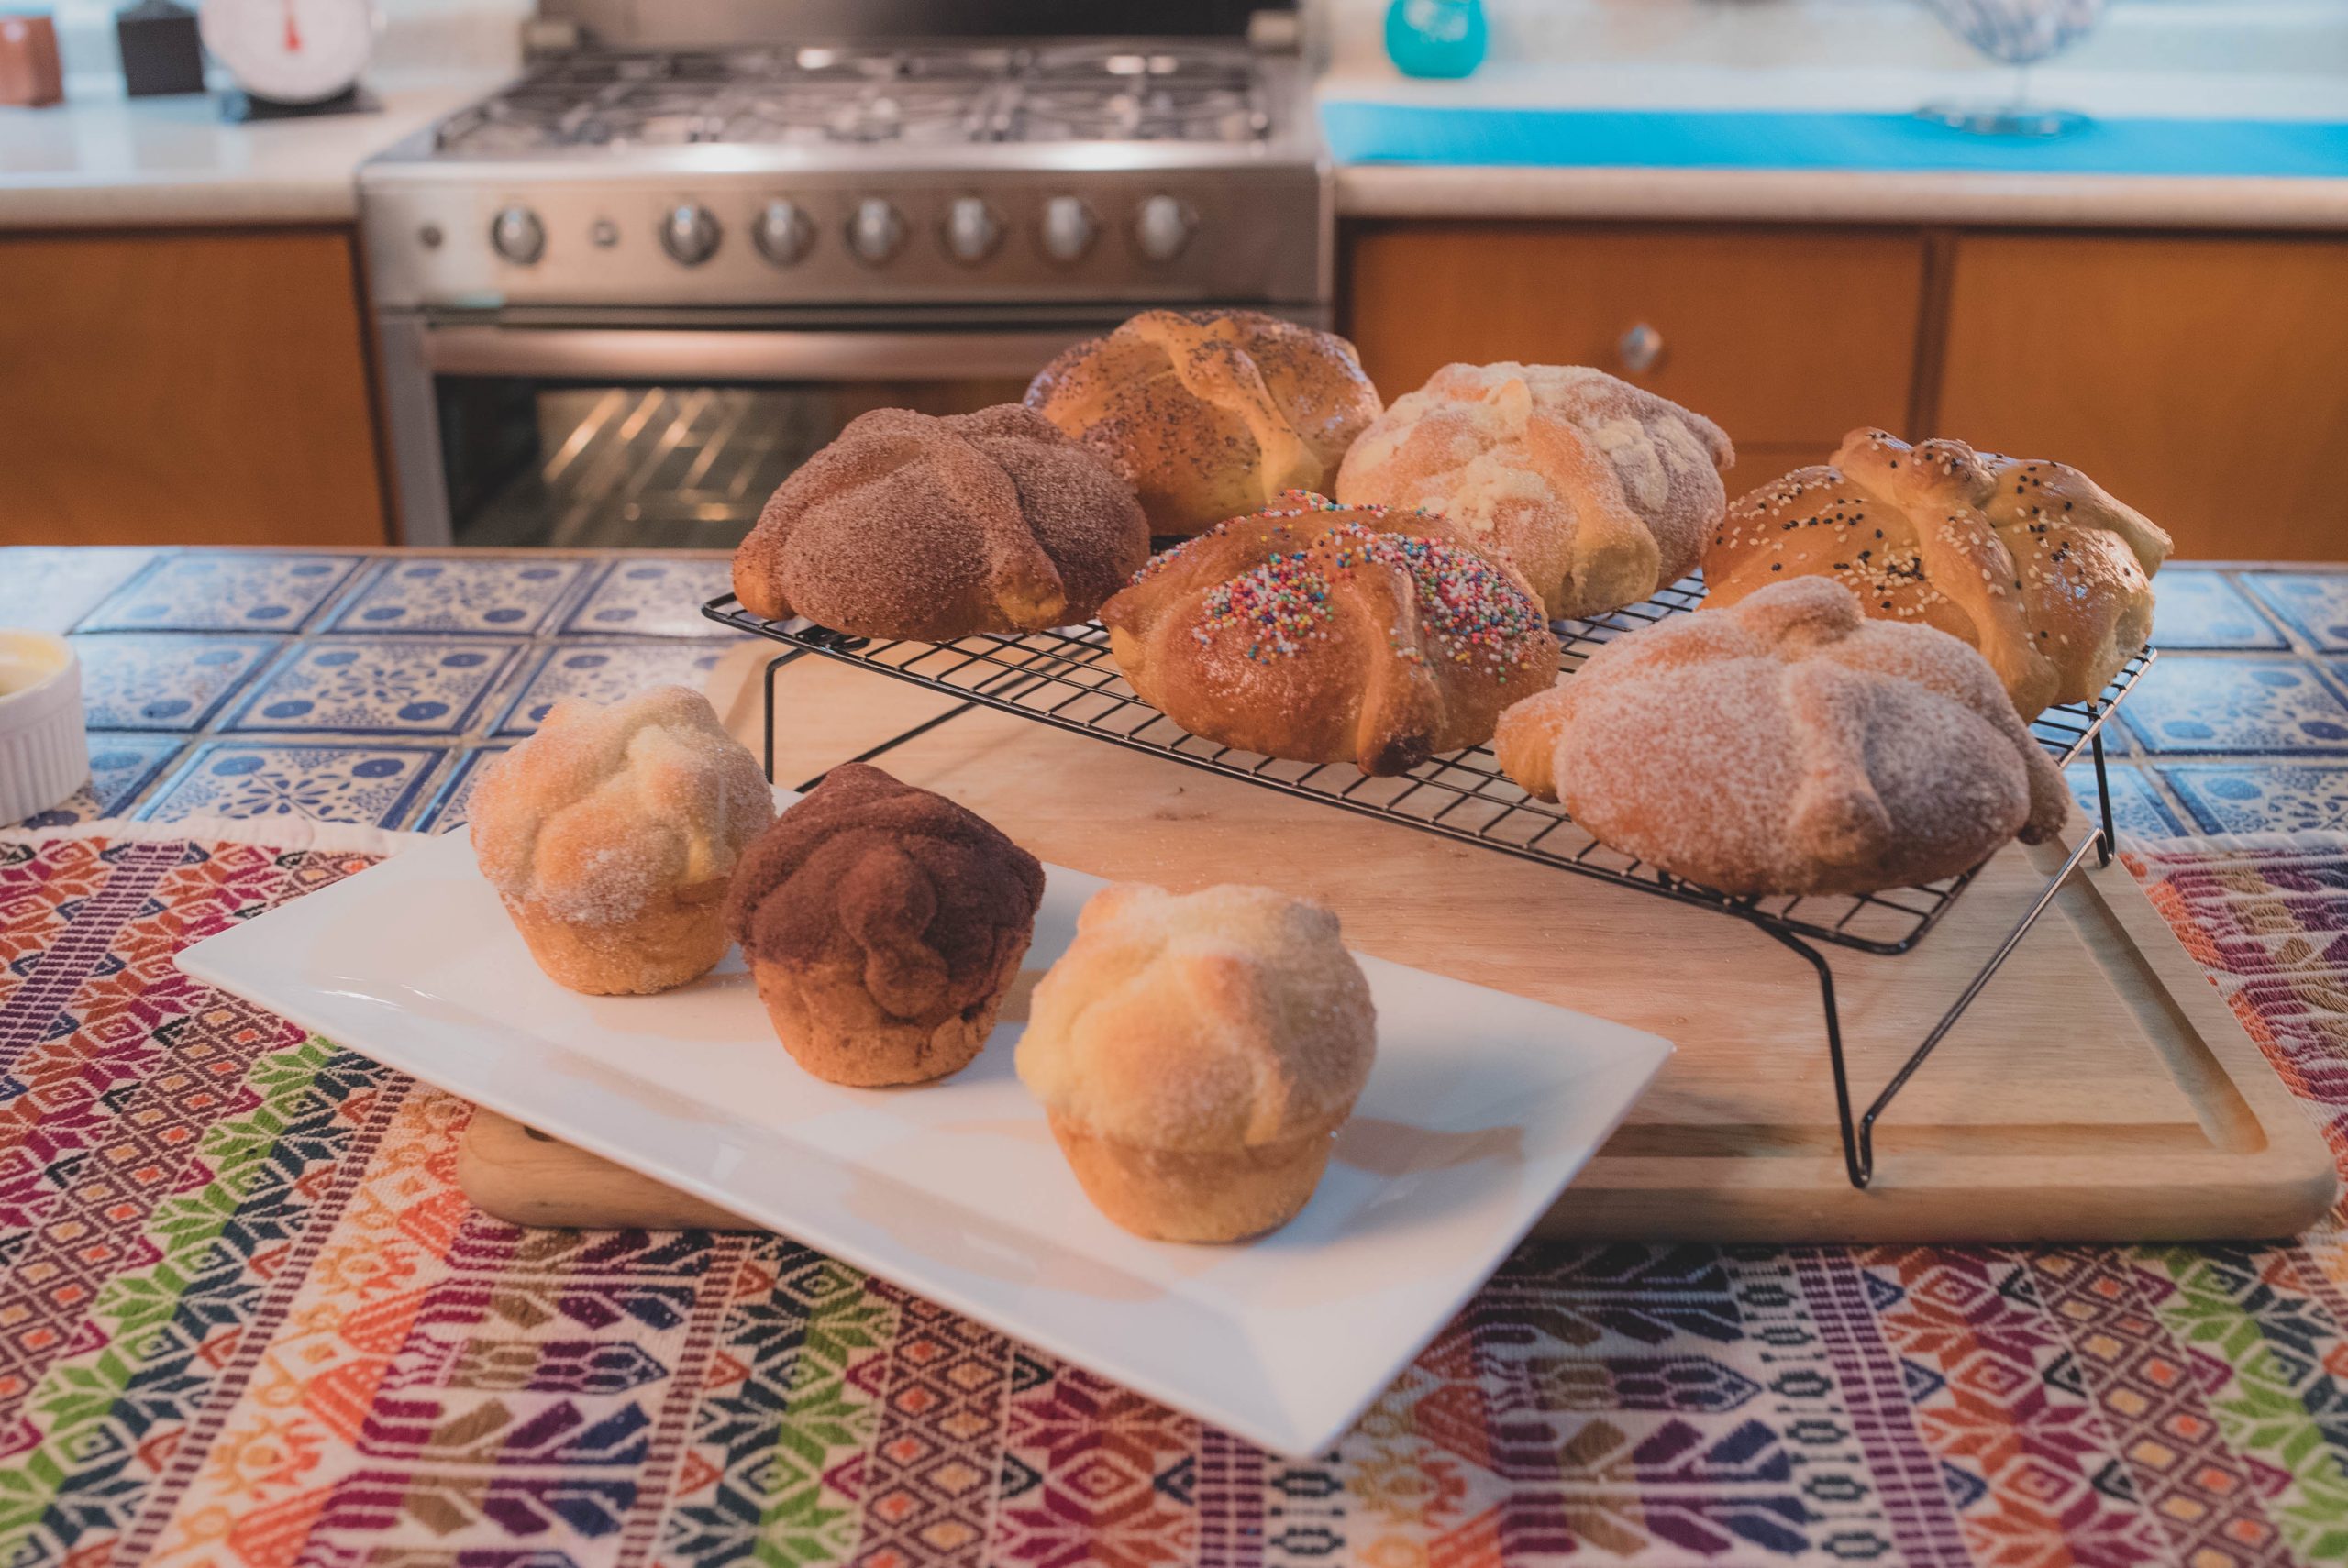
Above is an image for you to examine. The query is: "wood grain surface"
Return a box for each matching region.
[0,227,389,548]
[455,647,2337,1244]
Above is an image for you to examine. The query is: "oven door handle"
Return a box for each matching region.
[420,326,1082,381]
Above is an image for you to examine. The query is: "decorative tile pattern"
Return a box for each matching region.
[2158,762,2348,835]
[2242,572,2348,653]
[227,638,520,735]
[136,742,445,826]
[494,639,735,736]
[327,556,593,635]
[2064,760,2183,840]
[69,634,278,730]
[563,558,743,637]
[0,547,155,634]
[414,744,511,832]
[2148,570,2287,651]
[13,733,185,829]
[2118,655,2348,755]
[74,550,362,632]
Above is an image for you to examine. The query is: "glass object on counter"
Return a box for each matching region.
[1917,0,2108,137]
[1384,0,1486,79]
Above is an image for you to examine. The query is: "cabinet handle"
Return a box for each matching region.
[1617,322,1665,374]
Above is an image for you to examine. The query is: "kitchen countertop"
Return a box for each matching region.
[0,72,503,228]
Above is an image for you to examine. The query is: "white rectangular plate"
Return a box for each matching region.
[177,801,1670,1456]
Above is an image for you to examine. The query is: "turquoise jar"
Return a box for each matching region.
[1384,0,1487,79]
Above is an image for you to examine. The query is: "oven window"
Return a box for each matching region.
[439,378,1033,549]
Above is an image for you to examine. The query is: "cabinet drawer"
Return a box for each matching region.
[1340,222,1927,481]
[1937,232,2348,561]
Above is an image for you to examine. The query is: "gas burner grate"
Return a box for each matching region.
[703,578,2152,959]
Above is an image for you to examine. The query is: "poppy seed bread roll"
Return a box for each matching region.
[1024,310,1383,536]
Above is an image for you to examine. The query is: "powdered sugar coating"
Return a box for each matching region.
[1494,577,2072,896]
[470,685,775,926]
[1017,882,1377,1151]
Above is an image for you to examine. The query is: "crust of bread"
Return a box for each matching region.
[747,953,1017,1087]
[1497,577,2072,896]
[1704,428,2172,715]
[1024,309,1384,535]
[499,878,735,997]
[1047,1112,1337,1242]
[1335,361,1733,619]
[1100,495,1558,775]
[731,403,1146,638]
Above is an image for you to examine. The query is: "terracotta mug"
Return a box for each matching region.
[0,12,64,107]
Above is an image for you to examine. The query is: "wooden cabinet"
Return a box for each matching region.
[0,227,390,548]
[1342,220,2347,560]
[1935,233,2348,562]
[1342,222,1929,489]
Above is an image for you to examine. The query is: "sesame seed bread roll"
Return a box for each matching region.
[1704,428,2171,717]
[1335,361,1734,620]
[1017,882,1376,1243]
[1495,577,2071,897]
[1099,492,1559,777]
[470,686,776,996]
[1024,310,1384,536]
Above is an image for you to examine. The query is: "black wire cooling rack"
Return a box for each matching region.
[703,580,2148,957]
[703,578,2152,1190]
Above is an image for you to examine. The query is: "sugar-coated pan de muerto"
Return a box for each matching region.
[1495,577,2070,896]
[731,403,1147,640]
[1025,309,1384,536]
[725,764,1045,1088]
[1101,492,1559,777]
[1335,361,1734,621]
[1704,429,2171,717]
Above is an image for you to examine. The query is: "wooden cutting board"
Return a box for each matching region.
[455,650,2337,1244]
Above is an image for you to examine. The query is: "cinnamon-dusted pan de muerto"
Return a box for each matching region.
[1100,492,1559,776]
[731,403,1147,639]
[1495,578,2070,897]
[470,685,775,996]
[1335,361,1734,620]
[725,764,1045,1087]
[1016,882,1376,1243]
[1024,309,1384,536]
[1704,428,2172,717]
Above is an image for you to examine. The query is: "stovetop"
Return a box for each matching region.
[433,41,1274,156]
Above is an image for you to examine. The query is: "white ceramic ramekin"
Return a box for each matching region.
[0,631,88,824]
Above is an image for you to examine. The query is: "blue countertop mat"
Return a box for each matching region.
[1321,101,2348,179]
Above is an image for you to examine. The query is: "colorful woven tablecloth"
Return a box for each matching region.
[4,820,2347,1568]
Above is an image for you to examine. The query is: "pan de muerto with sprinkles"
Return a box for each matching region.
[1024,309,1384,536]
[1100,492,1558,776]
[470,685,775,996]
[1494,577,2070,897]
[725,764,1045,1088]
[1703,428,2171,717]
[1335,361,1734,620]
[731,403,1147,640]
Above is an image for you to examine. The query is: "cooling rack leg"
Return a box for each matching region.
[759,650,810,783]
[1746,923,1870,1189]
[792,701,984,793]
[2088,717,2116,869]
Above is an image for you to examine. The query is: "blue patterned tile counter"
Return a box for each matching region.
[5,547,2348,838]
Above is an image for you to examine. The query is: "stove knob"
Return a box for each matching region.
[753,199,815,267]
[660,203,721,266]
[847,197,906,266]
[1133,194,1196,264]
[1039,195,1097,265]
[490,204,545,265]
[941,196,1003,265]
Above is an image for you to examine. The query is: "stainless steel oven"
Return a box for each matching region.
[358,15,1330,548]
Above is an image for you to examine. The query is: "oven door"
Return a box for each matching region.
[375,315,1111,548]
